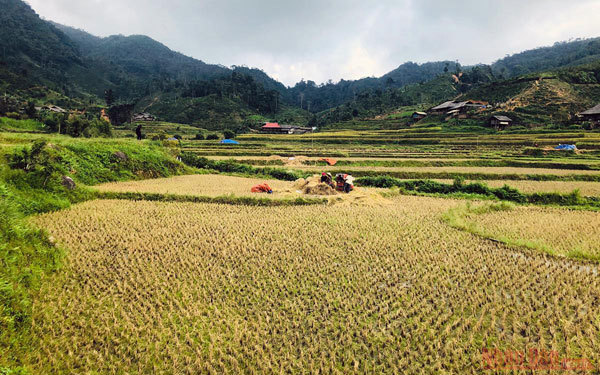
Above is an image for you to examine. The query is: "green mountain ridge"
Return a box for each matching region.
[2,0,600,131]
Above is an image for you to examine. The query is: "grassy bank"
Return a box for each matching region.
[0,135,187,372]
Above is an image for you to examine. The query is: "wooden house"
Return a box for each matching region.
[488,115,513,130]
[260,122,312,134]
[261,122,282,133]
[411,112,427,121]
[578,104,600,122]
[132,113,157,122]
[429,100,486,116]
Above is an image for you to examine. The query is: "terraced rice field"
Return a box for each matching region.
[456,205,600,261]
[95,174,295,198]
[481,180,600,196]
[394,179,600,197]
[294,165,600,176]
[29,195,600,374]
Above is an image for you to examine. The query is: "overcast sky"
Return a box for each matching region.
[26,0,600,86]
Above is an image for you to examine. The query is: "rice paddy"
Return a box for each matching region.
[16,128,600,373]
[30,197,600,373]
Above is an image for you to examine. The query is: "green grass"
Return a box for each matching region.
[0,135,189,371]
[0,118,46,132]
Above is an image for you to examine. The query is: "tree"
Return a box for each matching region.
[223,129,236,139]
[104,89,115,106]
[25,101,36,119]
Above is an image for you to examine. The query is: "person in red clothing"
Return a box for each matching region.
[251,183,273,194]
[335,174,354,193]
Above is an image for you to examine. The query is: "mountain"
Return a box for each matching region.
[492,38,600,79]
[285,61,457,113]
[2,0,600,131]
[317,60,600,129]
[0,0,81,90]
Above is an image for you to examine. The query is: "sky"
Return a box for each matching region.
[26,0,600,87]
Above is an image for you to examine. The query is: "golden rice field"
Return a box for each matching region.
[96,173,600,199]
[29,196,600,374]
[294,165,600,176]
[481,180,600,196]
[403,179,600,197]
[95,174,295,198]
[458,205,600,261]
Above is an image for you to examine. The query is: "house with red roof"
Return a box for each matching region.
[260,122,312,134]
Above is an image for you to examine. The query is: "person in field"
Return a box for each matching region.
[335,173,354,193]
[135,124,143,140]
[320,172,334,188]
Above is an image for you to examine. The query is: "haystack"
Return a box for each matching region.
[293,175,337,196]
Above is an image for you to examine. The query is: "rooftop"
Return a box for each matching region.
[580,103,600,115]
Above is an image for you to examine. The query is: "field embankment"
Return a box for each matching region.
[0,134,187,372]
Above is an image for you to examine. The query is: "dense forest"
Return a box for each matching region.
[492,38,600,79]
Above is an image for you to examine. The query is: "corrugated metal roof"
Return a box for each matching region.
[492,115,513,122]
[431,101,456,110]
[580,103,600,115]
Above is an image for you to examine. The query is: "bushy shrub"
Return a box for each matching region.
[223,129,236,139]
[206,134,219,140]
[179,153,306,181]
[8,140,65,188]
[194,133,205,140]
[150,131,169,141]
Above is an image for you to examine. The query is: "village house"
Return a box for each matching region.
[411,111,427,122]
[260,122,312,134]
[488,115,513,130]
[132,113,157,122]
[429,100,487,118]
[578,103,600,123]
[38,105,67,113]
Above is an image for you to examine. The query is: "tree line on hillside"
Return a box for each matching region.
[492,38,600,78]
[181,72,280,114]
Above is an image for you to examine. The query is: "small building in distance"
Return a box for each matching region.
[39,105,67,113]
[132,113,157,122]
[429,100,487,118]
[411,111,427,122]
[429,101,456,115]
[261,122,282,133]
[488,115,513,130]
[260,122,312,134]
[578,103,600,123]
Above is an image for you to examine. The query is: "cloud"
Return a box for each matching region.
[26,0,600,86]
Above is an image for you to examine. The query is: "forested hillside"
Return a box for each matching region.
[1,0,600,131]
[492,38,600,79]
[285,61,456,112]
[0,0,81,90]
[317,60,600,129]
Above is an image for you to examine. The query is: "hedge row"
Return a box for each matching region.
[356,176,599,208]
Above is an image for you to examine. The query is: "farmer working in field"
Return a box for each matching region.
[335,173,354,193]
[320,172,334,188]
[135,124,143,140]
